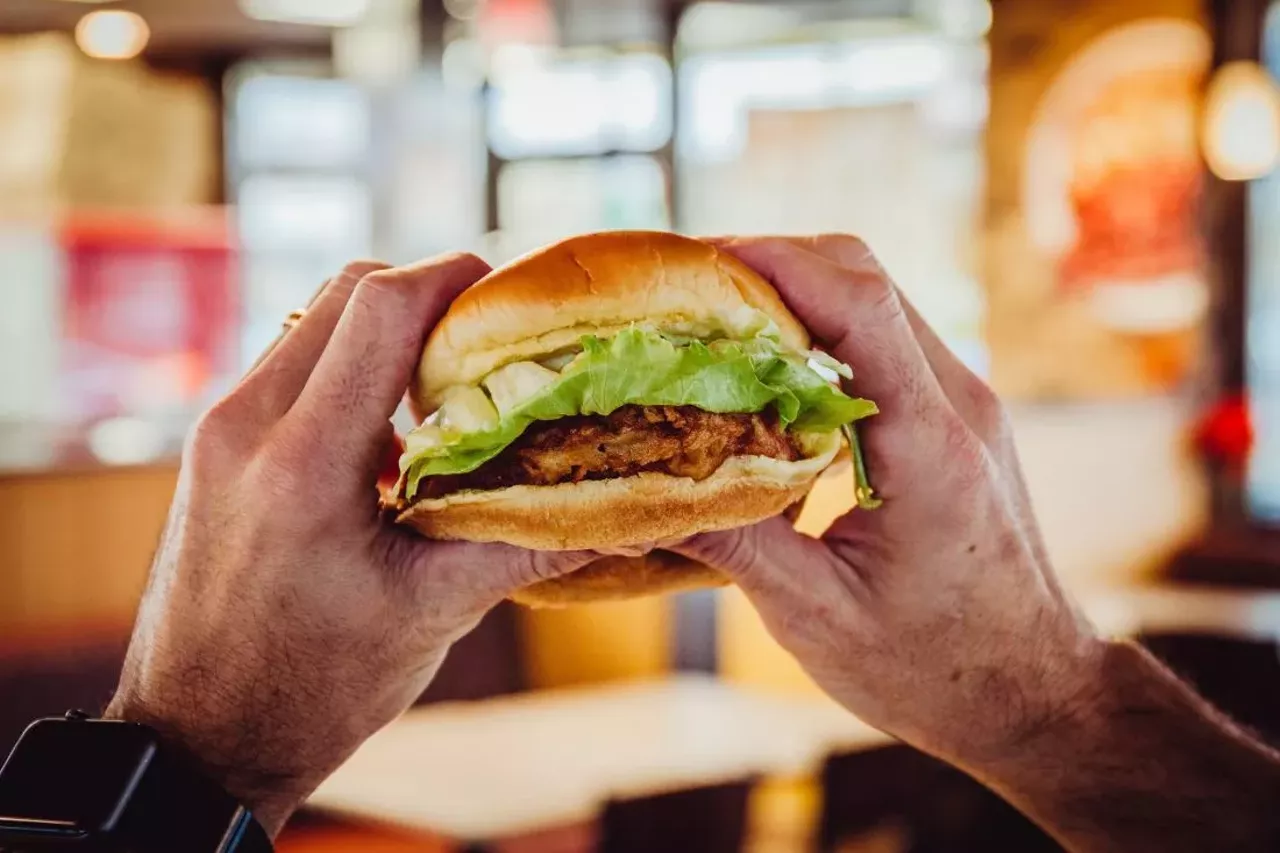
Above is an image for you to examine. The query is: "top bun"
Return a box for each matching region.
[413,231,810,412]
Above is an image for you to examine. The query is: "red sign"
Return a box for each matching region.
[58,210,240,424]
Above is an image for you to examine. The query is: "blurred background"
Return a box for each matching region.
[1,0,1279,850]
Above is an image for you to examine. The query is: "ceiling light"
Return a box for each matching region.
[1202,60,1280,181]
[75,10,150,60]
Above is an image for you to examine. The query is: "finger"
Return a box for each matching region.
[737,236,1029,544]
[704,233,872,271]
[791,241,1050,577]
[667,518,843,609]
[288,253,492,472]
[396,537,605,607]
[894,296,1051,569]
[782,497,806,525]
[726,234,1000,447]
[594,545,654,558]
[238,261,390,422]
[712,238,959,499]
[247,278,330,372]
[896,295,998,442]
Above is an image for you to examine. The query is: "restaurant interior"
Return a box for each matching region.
[2,0,1280,850]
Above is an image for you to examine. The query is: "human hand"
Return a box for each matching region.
[105,256,598,836]
[671,235,1103,768]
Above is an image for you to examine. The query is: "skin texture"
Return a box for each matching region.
[104,256,602,837]
[671,235,1280,852]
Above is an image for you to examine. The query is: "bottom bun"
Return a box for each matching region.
[510,550,728,608]
[397,431,840,551]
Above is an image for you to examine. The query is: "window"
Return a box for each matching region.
[486,49,673,159]
[676,2,990,375]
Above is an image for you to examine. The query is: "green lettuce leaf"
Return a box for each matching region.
[402,327,877,498]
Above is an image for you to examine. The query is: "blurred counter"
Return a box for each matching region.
[0,457,176,640]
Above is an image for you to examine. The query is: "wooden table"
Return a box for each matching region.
[307,675,887,845]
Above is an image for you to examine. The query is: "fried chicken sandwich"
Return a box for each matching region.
[394,231,877,605]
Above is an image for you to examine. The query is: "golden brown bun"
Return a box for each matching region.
[510,551,728,608]
[397,432,839,550]
[400,231,838,605]
[412,231,811,412]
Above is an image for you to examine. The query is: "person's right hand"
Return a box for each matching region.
[672,235,1105,769]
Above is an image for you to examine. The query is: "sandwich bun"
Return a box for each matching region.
[510,551,729,608]
[399,231,841,605]
[412,231,810,412]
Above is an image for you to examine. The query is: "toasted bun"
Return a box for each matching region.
[400,231,839,605]
[510,551,729,608]
[412,231,810,412]
[397,430,839,550]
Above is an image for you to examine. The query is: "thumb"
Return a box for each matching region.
[668,516,831,605]
[420,540,604,605]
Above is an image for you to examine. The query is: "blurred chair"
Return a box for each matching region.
[598,778,756,853]
[0,637,128,757]
[1140,633,1280,747]
[817,745,1060,853]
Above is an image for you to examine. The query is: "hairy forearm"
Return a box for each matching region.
[969,641,1280,852]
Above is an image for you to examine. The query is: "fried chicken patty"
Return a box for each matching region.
[415,405,799,501]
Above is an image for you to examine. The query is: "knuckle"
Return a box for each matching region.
[939,413,989,495]
[354,267,409,299]
[818,233,886,275]
[339,259,390,283]
[816,233,871,260]
[694,527,760,580]
[264,412,329,475]
[346,272,419,346]
[521,550,571,586]
[964,378,1011,446]
[824,266,902,354]
[861,271,906,320]
[248,442,306,501]
[436,250,487,272]
[184,397,254,464]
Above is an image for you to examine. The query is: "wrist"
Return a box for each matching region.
[955,637,1132,770]
[103,691,304,837]
[918,626,1111,774]
[956,639,1280,851]
[960,638,1247,802]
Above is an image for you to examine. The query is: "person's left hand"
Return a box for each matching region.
[106,255,599,837]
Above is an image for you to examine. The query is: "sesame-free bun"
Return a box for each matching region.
[509,551,729,608]
[399,231,840,605]
[412,231,810,412]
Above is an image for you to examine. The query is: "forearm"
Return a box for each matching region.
[967,640,1280,852]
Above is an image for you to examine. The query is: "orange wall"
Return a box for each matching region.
[0,466,175,644]
[519,597,672,688]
